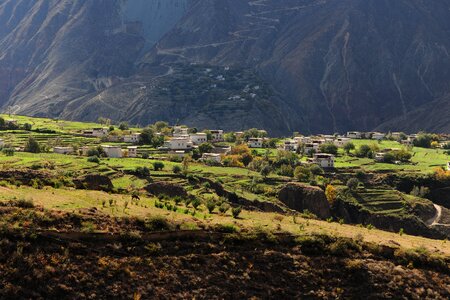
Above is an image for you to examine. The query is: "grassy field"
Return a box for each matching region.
[335,139,449,173]
[0,185,448,255]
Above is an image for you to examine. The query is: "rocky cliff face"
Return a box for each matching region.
[1,0,450,134]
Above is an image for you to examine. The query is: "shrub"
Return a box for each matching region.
[191,198,201,210]
[219,203,230,214]
[309,164,324,176]
[24,137,41,153]
[319,143,338,155]
[206,200,216,213]
[294,166,312,182]
[215,224,238,233]
[152,161,165,171]
[145,215,170,231]
[325,185,337,205]
[87,156,100,163]
[172,165,182,174]
[142,152,149,159]
[135,166,150,177]
[232,206,242,219]
[346,178,359,191]
[2,148,15,156]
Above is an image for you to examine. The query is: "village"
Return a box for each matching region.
[1,115,449,172]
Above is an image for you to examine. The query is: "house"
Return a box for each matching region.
[311,153,335,168]
[334,137,352,147]
[189,133,208,145]
[201,153,222,163]
[282,140,298,152]
[211,145,232,155]
[235,131,244,139]
[390,132,404,140]
[83,127,108,137]
[210,130,224,142]
[294,136,311,144]
[162,137,193,150]
[371,132,385,140]
[347,131,362,139]
[375,152,386,162]
[123,133,141,144]
[127,146,138,158]
[168,150,188,158]
[248,138,263,148]
[173,126,189,137]
[102,145,123,158]
[53,146,74,155]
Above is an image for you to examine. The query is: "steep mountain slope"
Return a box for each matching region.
[1,0,450,134]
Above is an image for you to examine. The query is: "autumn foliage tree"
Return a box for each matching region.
[325,185,337,205]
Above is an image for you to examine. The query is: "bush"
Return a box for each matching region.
[294,166,313,182]
[87,156,100,163]
[172,165,182,174]
[346,178,359,191]
[232,206,242,219]
[152,161,165,171]
[2,148,15,156]
[219,203,231,214]
[142,152,149,159]
[145,215,171,231]
[135,166,150,177]
[24,137,41,153]
[319,143,338,155]
[206,200,216,213]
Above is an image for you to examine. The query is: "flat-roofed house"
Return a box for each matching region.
[102,145,123,158]
[163,137,193,150]
[311,153,335,168]
[53,146,74,155]
[347,131,362,139]
[123,133,141,144]
[201,153,222,163]
[127,146,138,158]
[189,133,208,145]
[210,130,224,142]
[248,138,263,148]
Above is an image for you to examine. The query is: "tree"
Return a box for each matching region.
[172,165,182,174]
[152,161,165,171]
[206,200,216,213]
[24,137,41,153]
[413,133,433,148]
[154,121,169,132]
[325,185,337,205]
[260,165,271,179]
[309,164,324,176]
[23,123,32,131]
[319,143,338,155]
[356,144,371,158]
[431,141,440,149]
[343,142,355,154]
[232,206,242,219]
[182,156,190,175]
[198,142,214,154]
[118,122,129,130]
[224,132,236,143]
[294,166,312,182]
[346,178,359,191]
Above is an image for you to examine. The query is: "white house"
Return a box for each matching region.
[53,146,74,155]
[127,146,138,158]
[163,137,193,150]
[210,130,224,142]
[347,131,362,139]
[334,137,352,147]
[189,133,208,145]
[282,140,298,152]
[312,153,335,168]
[102,145,123,158]
[123,133,141,144]
[173,126,189,137]
[371,132,385,140]
[201,153,222,163]
[248,138,263,148]
[83,127,108,137]
[375,152,386,162]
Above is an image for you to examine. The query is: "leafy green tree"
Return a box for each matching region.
[198,142,214,154]
[343,142,355,154]
[294,166,312,182]
[319,143,338,155]
[152,161,165,171]
[260,165,271,179]
[118,122,129,130]
[346,178,359,191]
[24,137,40,153]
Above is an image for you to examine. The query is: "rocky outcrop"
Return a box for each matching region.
[278,183,331,219]
[73,174,113,192]
[144,182,188,198]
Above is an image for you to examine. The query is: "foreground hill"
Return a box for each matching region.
[1,0,450,134]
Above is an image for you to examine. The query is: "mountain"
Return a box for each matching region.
[1,0,450,134]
